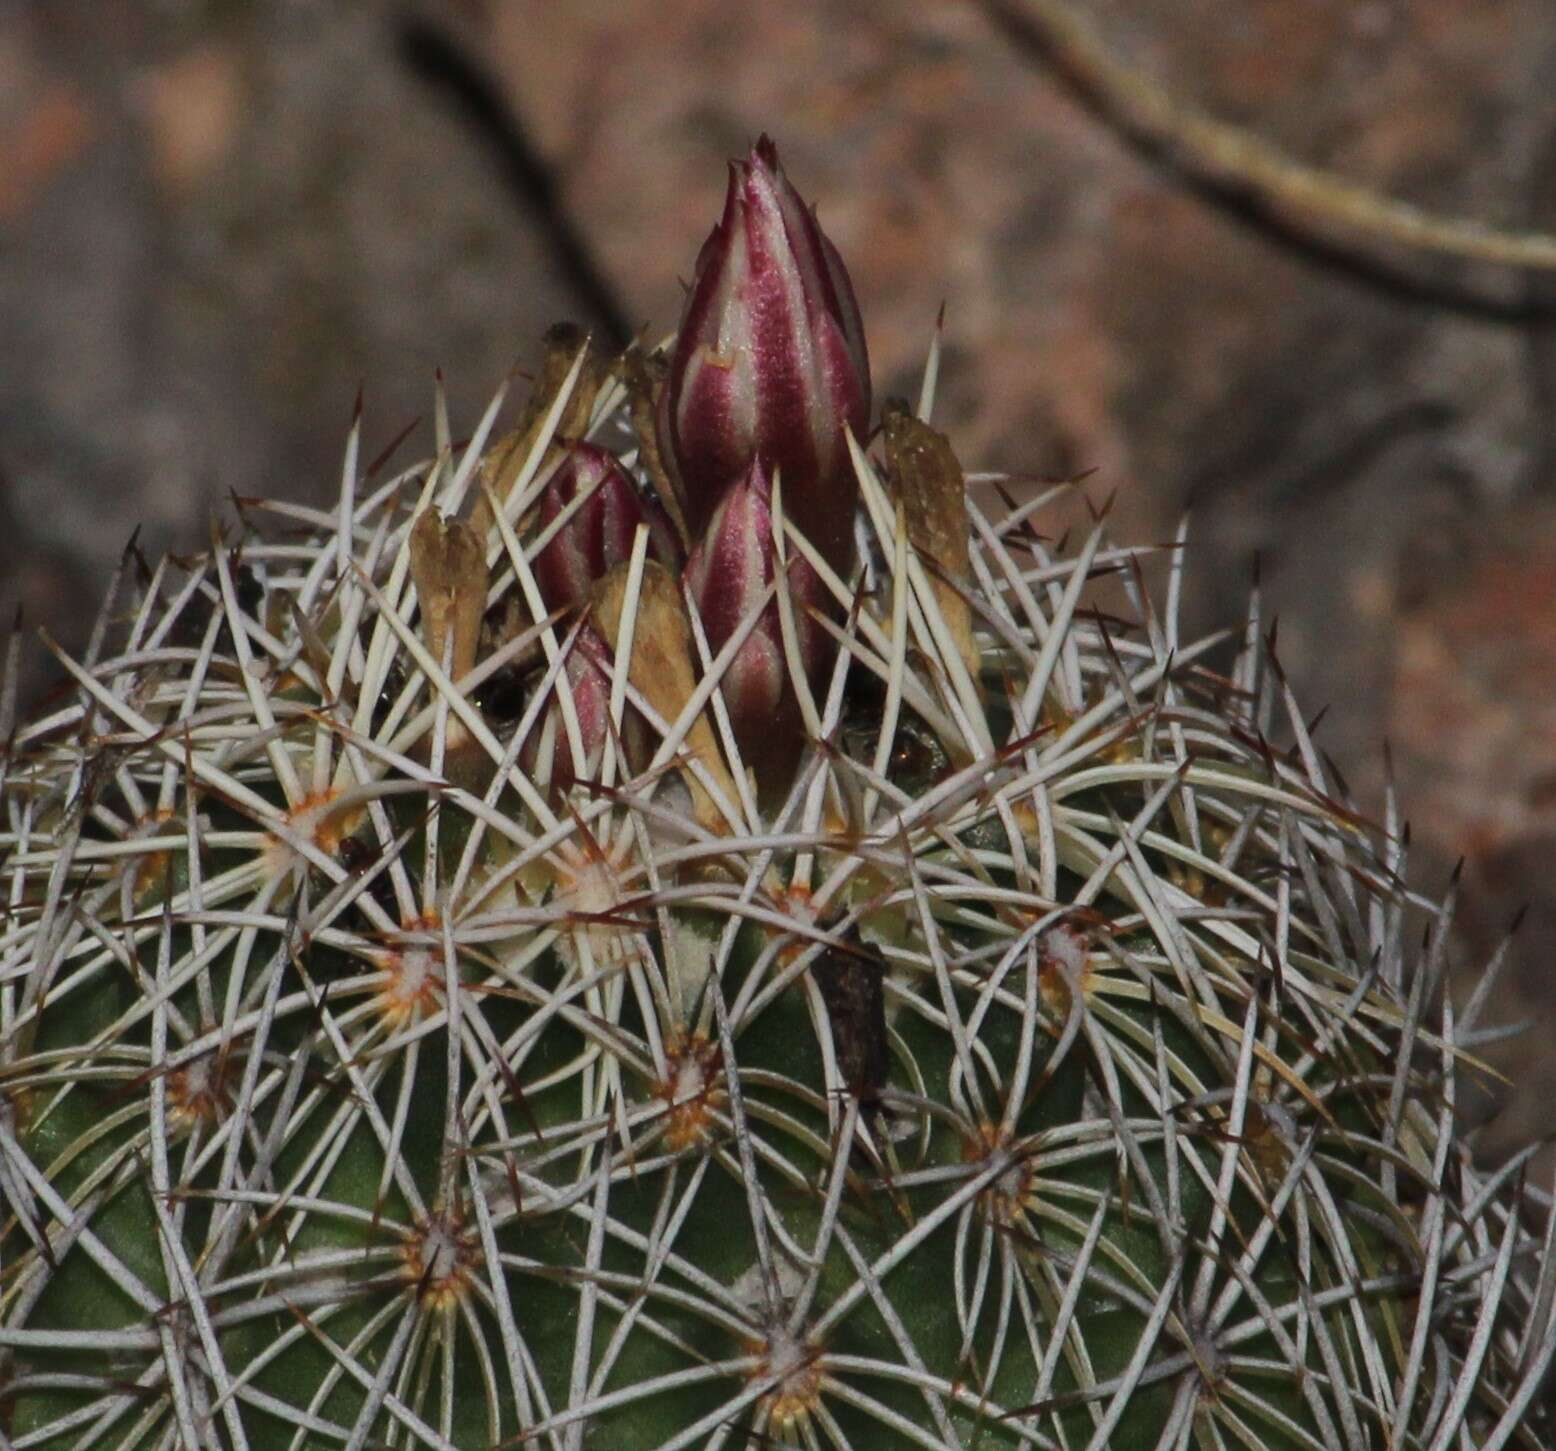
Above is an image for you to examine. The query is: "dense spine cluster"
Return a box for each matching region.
[2,140,1555,1451]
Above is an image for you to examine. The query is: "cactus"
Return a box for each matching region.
[3,141,1555,1451]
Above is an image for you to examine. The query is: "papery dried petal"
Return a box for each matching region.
[482,323,611,506]
[409,508,487,683]
[590,560,741,833]
[882,399,980,685]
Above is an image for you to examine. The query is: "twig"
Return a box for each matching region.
[982,0,1556,272]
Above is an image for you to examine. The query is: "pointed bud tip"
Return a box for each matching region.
[749,134,783,179]
[662,137,870,582]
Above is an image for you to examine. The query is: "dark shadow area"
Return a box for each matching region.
[394,13,635,350]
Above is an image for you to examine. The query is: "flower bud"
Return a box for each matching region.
[522,622,617,795]
[660,136,869,581]
[533,442,682,612]
[685,458,822,780]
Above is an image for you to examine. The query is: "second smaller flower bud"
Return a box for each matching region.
[522,622,629,796]
[685,458,823,786]
[534,442,682,612]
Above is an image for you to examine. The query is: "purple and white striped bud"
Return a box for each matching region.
[685,458,823,772]
[660,136,869,582]
[522,622,622,795]
[533,442,682,612]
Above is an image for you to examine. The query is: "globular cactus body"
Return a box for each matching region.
[3,140,1555,1451]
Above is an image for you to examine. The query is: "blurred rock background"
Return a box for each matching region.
[4,0,1555,1163]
